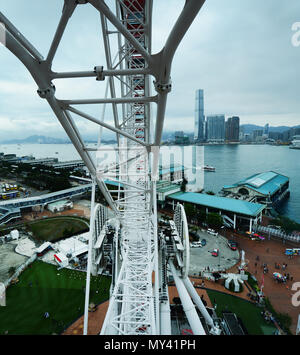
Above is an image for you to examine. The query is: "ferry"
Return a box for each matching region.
[202,165,215,172]
[289,135,300,150]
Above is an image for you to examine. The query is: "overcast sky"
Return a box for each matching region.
[0,0,299,140]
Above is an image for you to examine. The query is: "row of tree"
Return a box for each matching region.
[0,160,72,192]
[183,202,223,229]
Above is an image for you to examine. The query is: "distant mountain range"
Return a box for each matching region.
[0,135,116,145]
[1,125,299,145]
[0,131,175,144]
[167,124,300,137]
[0,135,70,145]
[240,124,300,134]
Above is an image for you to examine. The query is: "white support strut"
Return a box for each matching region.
[1,0,207,335]
[169,260,206,335]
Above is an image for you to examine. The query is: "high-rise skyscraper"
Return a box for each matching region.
[225,116,240,142]
[263,123,269,138]
[194,89,205,142]
[252,129,263,142]
[206,115,225,142]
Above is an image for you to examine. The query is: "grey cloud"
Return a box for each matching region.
[0,0,299,140]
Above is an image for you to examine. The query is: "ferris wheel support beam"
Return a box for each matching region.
[46,0,77,65]
[0,11,43,61]
[99,10,121,145]
[64,105,150,147]
[182,277,214,328]
[152,181,160,333]
[51,68,151,79]
[151,0,206,146]
[169,260,206,335]
[3,25,118,214]
[88,0,152,64]
[60,95,157,105]
[83,180,96,335]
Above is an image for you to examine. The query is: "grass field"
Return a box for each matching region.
[206,289,277,335]
[0,261,111,335]
[28,217,89,242]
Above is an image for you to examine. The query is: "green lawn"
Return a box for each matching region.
[28,217,89,242]
[0,261,111,335]
[206,289,277,335]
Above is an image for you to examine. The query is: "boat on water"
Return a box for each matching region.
[202,165,215,171]
[289,135,300,149]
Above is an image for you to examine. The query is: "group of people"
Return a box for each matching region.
[253,261,269,274]
[274,262,293,283]
[274,273,293,284]
[263,263,269,274]
[274,262,288,270]
[253,259,294,285]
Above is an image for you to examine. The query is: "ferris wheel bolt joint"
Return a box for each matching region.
[154,80,172,94]
[37,83,56,98]
[94,65,105,81]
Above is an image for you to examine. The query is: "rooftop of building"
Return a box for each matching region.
[159,164,184,175]
[168,191,266,217]
[50,160,84,166]
[223,171,289,196]
[47,199,73,208]
[156,180,181,194]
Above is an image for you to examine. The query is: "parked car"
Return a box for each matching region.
[211,248,219,257]
[207,228,218,236]
[190,242,202,248]
[227,240,238,251]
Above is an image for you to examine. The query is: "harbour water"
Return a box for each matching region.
[0,143,299,223]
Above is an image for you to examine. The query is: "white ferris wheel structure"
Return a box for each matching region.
[1,0,221,335]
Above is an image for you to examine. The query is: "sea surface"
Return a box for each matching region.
[0,143,299,223]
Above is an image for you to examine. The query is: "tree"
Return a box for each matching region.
[184,203,196,222]
[180,177,188,192]
[206,212,223,229]
[196,208,206,225]
[271,216,300,235]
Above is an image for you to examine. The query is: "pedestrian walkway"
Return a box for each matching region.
[229,231,300,334]
[62,301,109,335]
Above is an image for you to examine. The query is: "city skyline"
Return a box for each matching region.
[0,0,299,140]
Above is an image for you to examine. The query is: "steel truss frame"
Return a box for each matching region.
[1,0,206,335]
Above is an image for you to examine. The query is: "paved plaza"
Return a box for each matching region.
[0,242,28,283]
[189,229,240,275]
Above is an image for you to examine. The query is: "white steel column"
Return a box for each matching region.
[182,277,214,328]
[83,180,96,335]
[169,261,206,335]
